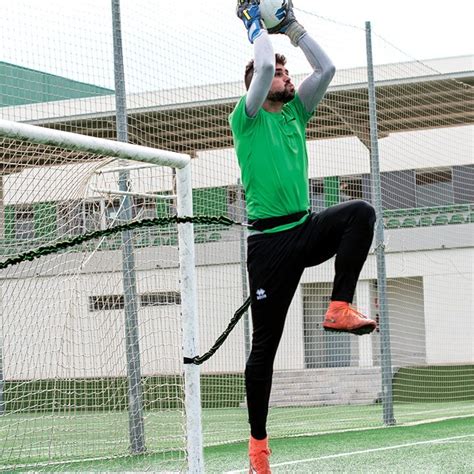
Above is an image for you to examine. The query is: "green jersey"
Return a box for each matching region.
[229,93,313,233]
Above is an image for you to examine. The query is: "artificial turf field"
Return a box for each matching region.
[4,414,472,472]
[218,417,474,473]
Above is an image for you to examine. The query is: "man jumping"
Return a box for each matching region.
[230,1,377,472]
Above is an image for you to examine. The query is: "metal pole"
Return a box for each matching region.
[237,180,251,360]
[111,0,146,453]
[0,178,4,415]
[365,21,396,426]
[0,342,4,415]
[176,165,204,473]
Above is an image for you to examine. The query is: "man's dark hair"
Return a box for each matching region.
[244,53,287,90]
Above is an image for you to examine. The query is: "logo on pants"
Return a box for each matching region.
[256,288,267,300]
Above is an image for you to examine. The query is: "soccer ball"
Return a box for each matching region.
[259,0,288,29]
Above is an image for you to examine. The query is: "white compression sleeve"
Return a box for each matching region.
[297,33,336,114]
[245,31,275,118]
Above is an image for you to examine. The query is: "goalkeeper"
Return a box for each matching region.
[230,1,377,472]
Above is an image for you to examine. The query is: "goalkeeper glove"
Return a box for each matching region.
[237,0,266,44]
[267,0,306,46]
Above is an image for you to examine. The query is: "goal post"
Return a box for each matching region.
[0,119,204,472]
[176,164,204,473]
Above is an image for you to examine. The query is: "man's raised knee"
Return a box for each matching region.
[352,200,376,223]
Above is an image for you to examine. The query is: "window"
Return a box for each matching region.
[302,283,353,368]
[381,170,416,210]
[105,199,122,224]
[141,291,181,306]
[309,179,324,212]
[89,292,181,312]
[57,200,102,235]
[57,201,82,235]
[453,165,474,204]
[340,176,363,202]
[415,169,453,207]
[133,198,157,220]
[227,185,245,221]
[89,295,125,311]
[15,207,35,240]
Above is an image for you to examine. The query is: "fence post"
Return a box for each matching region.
[111,0,146,452]
[365,21,396,426]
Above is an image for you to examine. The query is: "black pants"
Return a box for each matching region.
[245,200,376,439]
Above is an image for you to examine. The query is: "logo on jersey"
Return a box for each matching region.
[256,288,267,300]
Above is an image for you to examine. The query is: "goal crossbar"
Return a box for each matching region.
[0,118,190,169]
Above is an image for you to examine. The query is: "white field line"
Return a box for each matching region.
[225,434,474,474]
[259,413,474,444]
[204,413,474,449]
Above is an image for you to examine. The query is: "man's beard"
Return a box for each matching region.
[267,87,295,104]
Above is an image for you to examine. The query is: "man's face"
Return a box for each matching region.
[266,63,295,104]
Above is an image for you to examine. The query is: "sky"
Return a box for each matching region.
[295,0,473,59]
[0,0,472,92]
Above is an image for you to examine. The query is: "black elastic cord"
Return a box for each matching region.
[2,212,252,366]
[184,296,251,365]
[0,214,239,270]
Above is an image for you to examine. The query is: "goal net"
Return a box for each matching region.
[0,124,197,471]
[1,0,473,471]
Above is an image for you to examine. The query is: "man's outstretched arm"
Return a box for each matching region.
[296,34,336,114]
[237,0,275,118]
[268,1,335,114]
[245,32,275,117]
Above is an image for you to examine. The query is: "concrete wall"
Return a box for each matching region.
[2,226,472,379]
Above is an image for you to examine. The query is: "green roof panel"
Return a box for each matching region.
[0,61,114,107]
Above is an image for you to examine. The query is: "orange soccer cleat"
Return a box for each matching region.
[249,436,271,474]
[323,301,377,336]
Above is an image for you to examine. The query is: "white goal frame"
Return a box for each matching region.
[0,118,204,473]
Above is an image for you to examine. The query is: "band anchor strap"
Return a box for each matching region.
[183,296,251,365]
